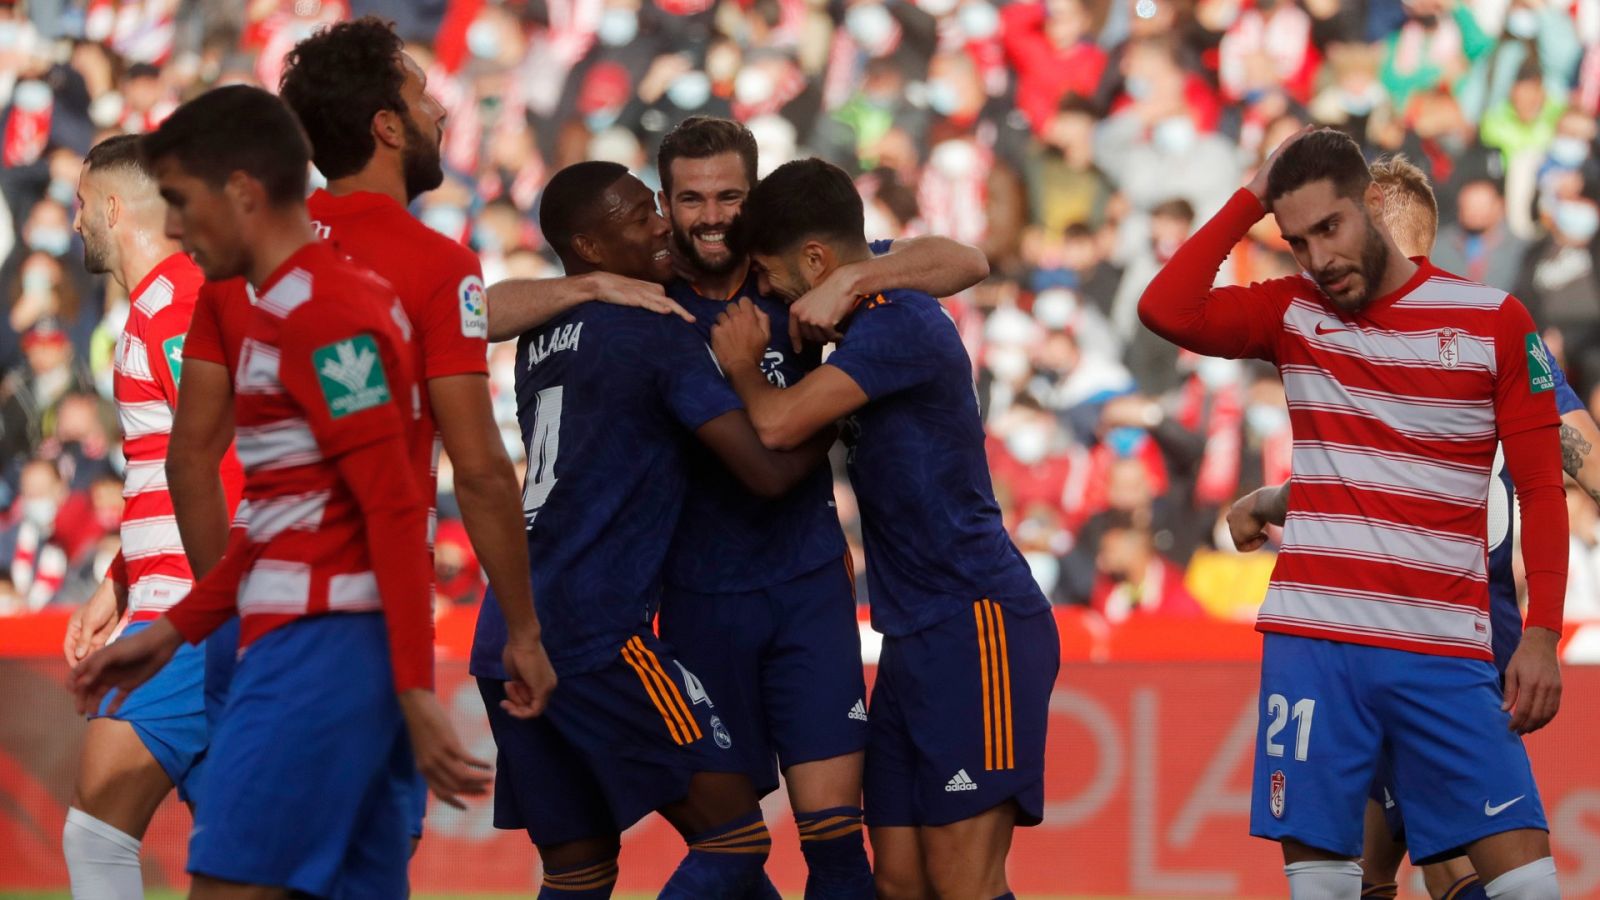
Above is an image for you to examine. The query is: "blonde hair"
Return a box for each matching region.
[1369,154,1438,258]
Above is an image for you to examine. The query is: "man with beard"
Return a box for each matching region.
[277,17,558,844]
[1141,127,1567,898]
[60,133,215,900]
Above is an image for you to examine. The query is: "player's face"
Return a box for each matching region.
[1273,179,1390,313]
[397,52,445,202]
[748,251,811,304]
[663,152,750,278]
[153,157,246,281]
[593,176,674,283]
[74,164,113,276]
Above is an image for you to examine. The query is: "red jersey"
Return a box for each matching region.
[184,277,255,375]
[1141,189,1566,661]
[112,253,201,622]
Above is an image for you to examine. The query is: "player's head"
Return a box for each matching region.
[657,116,759,278]
[735,158,868,303]
[1369,154,1437,259]
[539,161,672,283]
[279,17,445,202]
[140,85,311,281]
[1265,128,1394,312]
[75,133,167,277]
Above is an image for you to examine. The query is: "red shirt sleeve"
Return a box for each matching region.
[1501,425,1568,634]
[166,529,249,643]
[109,550,127,587]
[144,300,191,409]
[1137,188,1296,362]
[184,282,228,368]
[1493,295,1561,438]
[418,246,490,380]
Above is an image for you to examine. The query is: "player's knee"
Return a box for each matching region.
[1285,859,1363,900]
[1482,857,1558,900]
[537,836,622,874]
[871,865,929,900]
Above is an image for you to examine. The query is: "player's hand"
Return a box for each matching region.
[711,298,771,371]
[500,635,557,719]
[64,577,123,667]
[1246,125,1314,201]
[1226,485,1286,553]
[398,689,492,810]
[71,617,183,715]
[1503,626,1562,734]
[587,271,693,323]
[787,268,857,351]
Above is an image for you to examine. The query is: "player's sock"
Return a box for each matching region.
[1441,874,1488,900]
[63,808,143,900]
[1284,859,1362,899]
[659,810,772,899]
[1482,857,1558,900]
[1361,882,1399,898]
[795,806,873,899]
[742,873,783,899]
[537,857,618,898]
[991,894,1017,899]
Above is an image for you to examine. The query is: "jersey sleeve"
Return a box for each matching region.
[184,283,228,368]
[143,301,192,409]
[1494,296,1561,438]
[418,247,490,380]
[1543,335,1586,416]
[825,295,943,400]
[277,297,413,460]
[655,318,744,430]
[869,238,894,256]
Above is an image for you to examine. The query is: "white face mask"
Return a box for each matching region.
[597,8,639,47]
[1246,404,1289,437]
[667,71,711,110]
[1556,201,1600,242]
[846,4,897,55]
[1005,423,1053,465]
[22,498,58,528]
[421,205,468,239]
[957,1,1000,39]
[1194,355,1241,390]
[987,345,1031,381]
[466,19,502,58]
[1152,116,1197,156]
[27,226,70,257]
[1549,135,1590,169]
[735,68,776,106]
[920,0,959,16]
[1032,289,1078,330]
[1505,7,1539,39]
[12,79,51,112]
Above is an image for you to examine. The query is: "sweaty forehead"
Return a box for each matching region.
[598,175,652,221]
[669,154,750,196]
[1272,180,1355,237]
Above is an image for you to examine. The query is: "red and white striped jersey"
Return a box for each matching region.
[113,253,202,622]
[1226,262,1557,659]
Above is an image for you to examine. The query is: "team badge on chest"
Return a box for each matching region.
[1438,328,1460,369]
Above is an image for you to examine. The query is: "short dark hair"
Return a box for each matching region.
[538,161,629,266]
[1264,128,1371,208]
[279,17,407,180]
[140,85,310,207]
[657,116,759,198]
[737,158,865,256]
[85,133,151,181]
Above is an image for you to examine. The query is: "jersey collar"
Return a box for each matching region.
[130,252,196,306]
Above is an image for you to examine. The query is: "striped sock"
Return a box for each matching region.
[1361,882,1399,899]
[659,811,772,899]
[1444,874,1488,900]
[795,806,873,899]
[538,858,618,898]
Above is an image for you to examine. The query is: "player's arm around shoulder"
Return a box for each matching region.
[486,272,689,342]
[787,236,989,347]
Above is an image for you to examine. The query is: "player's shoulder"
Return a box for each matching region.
[853,288,947,331]
[133,254,204,321]
[281,246,401,332]
[1398,262,1513,313]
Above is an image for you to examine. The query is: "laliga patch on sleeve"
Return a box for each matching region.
[162,334,185,384]
[1526,332,1555,393]
[314,334,391,418]
[459,275,488,339]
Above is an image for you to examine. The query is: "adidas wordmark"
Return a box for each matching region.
[945,769,978,792]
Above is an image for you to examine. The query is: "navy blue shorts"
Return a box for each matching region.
[92,619,207,804]
[188,614,416,897]
[865,600,1059,829]
[1251,634,1546,862]
[658,556,868,796]
[479,629,744,848]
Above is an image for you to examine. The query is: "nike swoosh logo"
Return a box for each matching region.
[1314,322,1348,335]
[1485,795,1525,816]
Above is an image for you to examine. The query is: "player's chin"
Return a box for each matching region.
[649,253,674,282]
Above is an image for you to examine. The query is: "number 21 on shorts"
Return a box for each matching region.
[1264,693,1315,761]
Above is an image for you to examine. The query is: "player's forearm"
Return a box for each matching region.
[1261,482,1290,527]
[1138,188,1264,358]
[842,236,990,299]
[167,449,233,578]
[452,464,543,641]
[486,275,595,342]
[165,530,250,643]
[723,360,817,451]
[338,439,435,693]
[1503,424,1569,633]
[1560,409,1600,511]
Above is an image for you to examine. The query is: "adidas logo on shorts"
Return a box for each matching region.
[945,769,978,792]
[848,699,868,722]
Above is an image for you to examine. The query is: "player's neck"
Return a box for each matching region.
[691,259,749,301]
[115,232,184,296]
[325,165,407,208]
[246,210,318,289]
[1373,248,1420,300]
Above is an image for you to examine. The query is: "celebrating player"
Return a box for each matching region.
[60,133,232,900]
[708,157,1059,900]
[1227,155,1600,900]
[1141,127,1566,898]
[72,85,484,899]
[486,114,988,896]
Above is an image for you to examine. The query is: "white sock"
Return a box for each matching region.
[1484,857,1560,900]
[63,808,143,900]
[1285,859,1362,900]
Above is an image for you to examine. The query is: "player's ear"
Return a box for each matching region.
[372,107,404,152]
[1363,181,1385,222]
[103,193,120,231]
[224,170,259,215]
[571,232,604,267]
[801,240,830,280]
[657,189,670,220]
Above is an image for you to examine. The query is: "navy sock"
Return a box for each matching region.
[537,858,617,899]
[1361,882,1399,899]
[991,893,1017,899]
[795,806,873,900]
[1444,875,1488,900]
[659,810,772,899]
[742,873,783,899]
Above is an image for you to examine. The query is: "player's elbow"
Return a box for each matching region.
[165,435,219,486]
[486,284,527,342]
[753,416,808,453]
[451,454,520,500]
[955,242,991,286]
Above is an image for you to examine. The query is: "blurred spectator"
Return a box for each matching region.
[0,319,95,466]
[1431,177,1529,288]
[1001,0,1107,134]
[0,458,72,611]
[1566,482,1600,621]
[1516,195,1600,395]
[1480,58,1565,161]
[1089,510,1205,623]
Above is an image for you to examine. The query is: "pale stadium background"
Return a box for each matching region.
[4,0,1600,896]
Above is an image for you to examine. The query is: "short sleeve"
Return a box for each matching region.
[144,302,191,408]
[655,318,743,431]
[277,300,411,460]
[1494,296,1561,438]
[825,295,942,400]
[418,248,490,380]
[184,283,228,368]
[1544,336,1586,416]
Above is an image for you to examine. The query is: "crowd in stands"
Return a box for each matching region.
[5,0,1600,629]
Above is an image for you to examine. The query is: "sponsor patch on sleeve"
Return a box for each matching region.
[314,334,391,418]
[1526,332,1555,393]
[162,334,185,384]
[459,275,488,339]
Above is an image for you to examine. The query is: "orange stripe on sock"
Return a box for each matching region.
[801,821,863,842]
[989,599,1015,770]
[636,640,703,743]
[797,815,852,835]
[844,550,857,600]
[974,600,995,772]
[622,639,688,745]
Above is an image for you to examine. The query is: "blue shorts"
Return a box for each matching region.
[188,614,416,897]
[91,619,207,804]
[479,629,743,847]
[658,556,868,796]
[202,615,238,735]
[1251,634,1547,861]
[865,600,1059,829]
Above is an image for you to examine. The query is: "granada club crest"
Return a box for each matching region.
[1270,769,1287,819]
[1438,328,1460,369]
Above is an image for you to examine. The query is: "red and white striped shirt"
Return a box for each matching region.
[1141,189,1566,661]
[112,253,202,623]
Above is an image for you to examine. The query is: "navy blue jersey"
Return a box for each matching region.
[470,303,742,678]
[663,270,844,591]
[825,289,1049,635]
[1486,336,1584,676]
